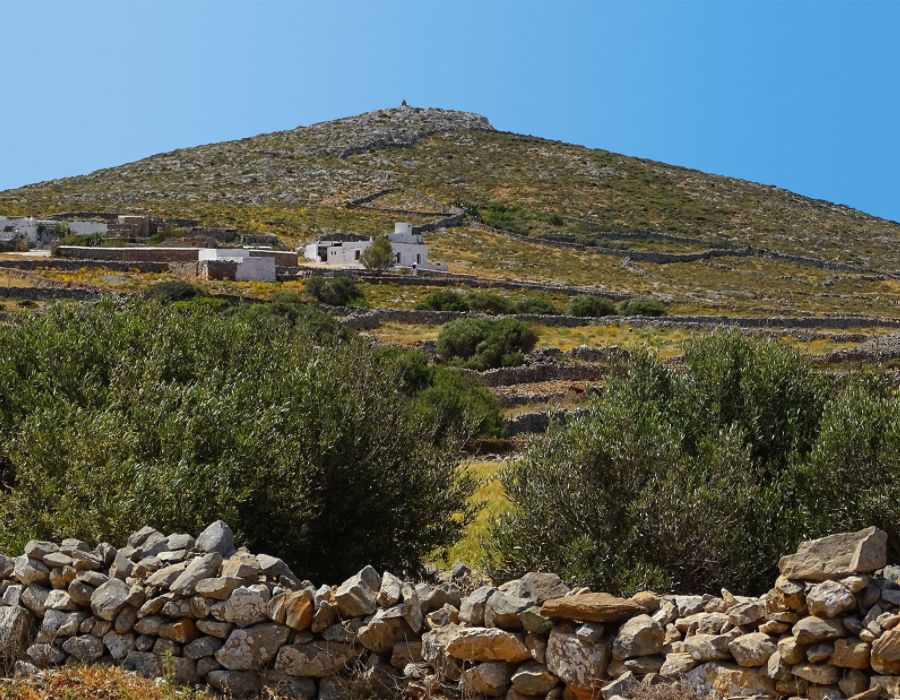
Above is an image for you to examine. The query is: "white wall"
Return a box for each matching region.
[199,248,251,261]
[67,221,108,236]
[234,257,276,281]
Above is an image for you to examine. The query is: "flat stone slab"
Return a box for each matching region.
[541,592,643,624]
[779,527,887,581]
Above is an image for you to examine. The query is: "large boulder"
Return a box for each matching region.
[274,641,357,677]
[215,623,290,670]
[195,521,236,557]
[728,632,777,667]
[334,567,380,617]
[510,661,558,695]
[612,614,664,659]
[0,606,36,663]
[778,527,887,581]
[872,628,900,674]
[793,616,847,645]
[686,662,775,697]
[545,624,610,694]
[90,578,131,621]
[169,553,223,596]
[499,572,570,604]
[460,661,510,697]
[806,580,857,618]
[542,592,643,624]
[444,626,531,663]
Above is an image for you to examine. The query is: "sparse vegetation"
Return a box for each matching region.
[617,296,667,317]
[567,294,616,317]
[305,275,364,306]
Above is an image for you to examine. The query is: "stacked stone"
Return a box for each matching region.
[1,524,900,699]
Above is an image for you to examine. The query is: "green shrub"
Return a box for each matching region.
[566,294,616,317]
[487,331,893,595]
[142,280,200,303]
[514,295,559,315]
[0,299,473,581]
[617,296,666,316]
[360,236,394,270]
[417,290,470,312]
[437,318,538,370]
[466,291,514,315]
[306,275,363,306]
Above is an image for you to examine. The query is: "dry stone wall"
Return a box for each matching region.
[2,525,900,699]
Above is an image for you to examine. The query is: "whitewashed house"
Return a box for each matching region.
[0,216,108,247]
[303,222,447,271]
[198,248,276,281]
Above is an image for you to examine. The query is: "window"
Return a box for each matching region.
[355,250,360,260]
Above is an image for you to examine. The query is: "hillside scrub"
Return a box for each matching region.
[305,275,363,306]
[0,298,493,581]
[566,294,617,317]
[488,331,900,594]
[417,289,470,312]
[437,317,538,370]
[617,296,666,316]
[359,235,394,270]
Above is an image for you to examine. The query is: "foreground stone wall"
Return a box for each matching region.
[1,525,899,699]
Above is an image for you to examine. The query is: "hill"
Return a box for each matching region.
[3,104,899,271]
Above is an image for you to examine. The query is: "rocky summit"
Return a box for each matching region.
[1,525,900,699]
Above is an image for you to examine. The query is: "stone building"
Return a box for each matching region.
[303,222,447,271]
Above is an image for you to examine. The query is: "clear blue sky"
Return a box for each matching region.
[2,0,899,222]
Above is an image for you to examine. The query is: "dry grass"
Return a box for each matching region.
[0,666,214,700]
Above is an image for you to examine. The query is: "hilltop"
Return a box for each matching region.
[2,104,899,271]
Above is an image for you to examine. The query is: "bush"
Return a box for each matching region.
[617,296,666,316]
[0,299,474,581]
[514,295,559,315]
[437,318,538,370]
[566,294,616,317]
[306,275,363,306]
[466,291,514,315]
[417,290,470,312]
[487,331,896,595]
[142,280,199,303]
[360,236,394,270]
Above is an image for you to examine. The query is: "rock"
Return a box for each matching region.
[511,660,558,695]
[485,591,531,630]
[612,614,664,659]
[377,571,403,607]
[334,567,379,617]
[185,635,224,660]
[660,652,697,676]
[794,616,848,644]
[274,641,357,677]
[461,661,510,697]
[195,521,236,557]
[41,609,85,637]
[0,606,36,662]
[26,643,66,668]
[631,591,661,614]
[727,600,768,626]
[871,628,900,674]
[21,585,50,616]
[869,676,900,698]
[91,578,131,621]
[459,586,496,626]
[390,640,422,667]
[122,650,162,678]
[542,593,643,624]
[519,606,554,635]
[808,580,858,618]
[262,671,317,699]
[222,552,260,580]
[779,527,887,581]
[838,669,869,697]
[832,637,870,669]
[61,634,104,662]
[159,618,199,643]
[728,632,776,667]
[214,623,290,670]
[145,561,189,588]
[792,662,840,685]
[681,633,734,662]
[13,557,49,586]
[45,589,78,612]
[195,576,243,600]
[170,553,224,596]
[500,572,570,604]
[545,625,610,693]
[197,619,234,639]
[24,540,58,561]
[358,611,413,654]
[283,589,315,631]
[221,585,270,627]
[766,650,792,681]
[442,626,531,663]
[114,606,137,634]
[207,669,261,698]
[808,642,835,663]
[686,662,775,697]
[102,630,135,659]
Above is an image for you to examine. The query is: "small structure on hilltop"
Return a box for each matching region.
[303,222,448,271]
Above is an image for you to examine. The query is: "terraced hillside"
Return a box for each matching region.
[3,104,900,274]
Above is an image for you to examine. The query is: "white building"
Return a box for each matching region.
[303,222,447,271]
[198,248,276,281]
[0,216,108,247]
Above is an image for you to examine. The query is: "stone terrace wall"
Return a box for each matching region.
[2,525,900,699]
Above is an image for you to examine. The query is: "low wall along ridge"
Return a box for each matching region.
[1,524,899,699]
